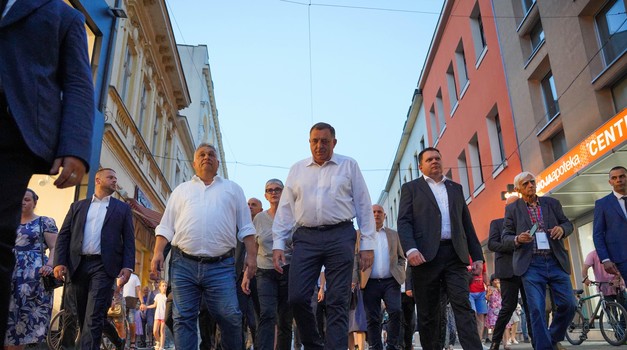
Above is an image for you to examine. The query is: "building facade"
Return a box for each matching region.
[492,0,627,287]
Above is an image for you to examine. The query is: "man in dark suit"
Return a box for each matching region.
[502,171,575,350]
[360,205,406,350]
[0,1,94,344]
[397,147,484,350]
[487,196,531,350]
[593,166,627,279]
[54,168,136,350]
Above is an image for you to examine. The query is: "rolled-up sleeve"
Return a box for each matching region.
[155,190,178,242]
[234,184,256,241]
[351,162,375,251]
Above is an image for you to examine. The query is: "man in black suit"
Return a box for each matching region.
[487,196,531,350]
[502,172,575,350]
[397,147,484,350]
[54,168,135,350]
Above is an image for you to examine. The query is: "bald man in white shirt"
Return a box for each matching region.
[272,122,376,350]
[151,143,257,350]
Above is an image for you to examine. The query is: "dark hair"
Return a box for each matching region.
[489,274,497,285]
[25,188,39,203]
[418,147,441,164]
[310,122,335,137]
[610,166,627,174]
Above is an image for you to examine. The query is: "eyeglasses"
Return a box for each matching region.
[265,187,283,194]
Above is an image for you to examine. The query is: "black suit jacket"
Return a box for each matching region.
[54,197,135,278]
[397,177,483,264]
[502,197,573,276]
[487,217,516,279]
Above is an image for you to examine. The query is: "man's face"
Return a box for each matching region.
[143,287,149,295]
[309,128,337,165]
[193,146,219,176]
[96,170,118,195]
[419,150,443,179]
[248,198,262,218]
[609,168,627,194]
[517,175,537,199]
[373,205,385,228]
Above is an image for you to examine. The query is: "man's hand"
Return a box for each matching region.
[244,253,257,279]
[317,287,325,302]
[549,225,564,240]
[359,250,374,272]
[406,290,413,298]
[472,261,483,276]
[241,272,251,295]
[517,231,533,244]
[50,156,86,189]
[603,260,620,275]
[407,250,426,266]
[273,249,286,274]
[53,265,67,281]
[117,268,131,286]
[150,252,164,280]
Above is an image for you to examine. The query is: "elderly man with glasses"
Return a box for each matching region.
[502,172,576,350]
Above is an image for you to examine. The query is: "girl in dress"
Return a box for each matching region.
[146,280,168,350]
[485,275,502,343]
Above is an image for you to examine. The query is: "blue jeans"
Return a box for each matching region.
[170,247,242,350]
[256,266,293,350]
[521,255,576,350]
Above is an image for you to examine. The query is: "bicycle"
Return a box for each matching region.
[565,281,627,346]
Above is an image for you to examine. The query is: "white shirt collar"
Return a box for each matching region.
[306,153,339,167]
[423,174,447,185]
[91,194,112,203]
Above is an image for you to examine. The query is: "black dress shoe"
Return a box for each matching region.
[489,342,500,350]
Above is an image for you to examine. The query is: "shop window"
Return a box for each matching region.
[470,3,487,63]
[469,134,484,190]
[550,130,567,160]
[612,74,627,112]
[486,108,506,171]
[529,20,545,57]
[455,41,469,93]
[541,71,560,120]
[458,151,471,200]
[596,0,627,66]
[447,63,458,112]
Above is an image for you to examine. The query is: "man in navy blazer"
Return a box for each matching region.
[54,168,135,350]
[593,166,627,279]
[0,1,94,344]
[502,172,575,350]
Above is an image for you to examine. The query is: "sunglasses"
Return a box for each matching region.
[265,187,283,194]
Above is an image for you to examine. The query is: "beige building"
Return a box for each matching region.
[492,0,627,286]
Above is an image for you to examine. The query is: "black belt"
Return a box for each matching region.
[533,250,553,256]
[81,254,101,260]
[439,239,453,246]
[176,247,233,263]
[301,220,353,231]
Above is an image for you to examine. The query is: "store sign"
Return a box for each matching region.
[536,108,627,194]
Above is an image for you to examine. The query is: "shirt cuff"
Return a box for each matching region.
[602,259,612,263]
[406,248,418,256]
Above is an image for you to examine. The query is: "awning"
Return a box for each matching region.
[536,109,627,219]
[128,198,162,229]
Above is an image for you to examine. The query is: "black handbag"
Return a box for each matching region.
[38,217,62,292]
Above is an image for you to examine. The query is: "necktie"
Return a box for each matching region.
[622,196,627,201]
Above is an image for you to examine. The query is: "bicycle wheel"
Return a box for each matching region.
[565,309,586,345]
[600,301,627,346]
[47,309,80,350]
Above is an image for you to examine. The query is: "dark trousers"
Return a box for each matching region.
[412,243,482,350]
[491,275,531,344]
[288,224,356,350]
[237,275,259,349]
[400,293,415,350]
[312,286,327,339]
[256,267,293,350]
[64,257,116,350]
[363,278,402,350]
[199,297,221,350]
[0,95,40,348]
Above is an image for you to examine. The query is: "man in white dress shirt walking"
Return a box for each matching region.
[151,143,257,350]
[272,122,376,349]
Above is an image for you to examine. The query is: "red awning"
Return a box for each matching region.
[128,198,162,229]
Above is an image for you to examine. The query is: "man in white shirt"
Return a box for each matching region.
[54,168,135,350]
[151,143,257,350]
[360,205,406,350]
[272,122,376,349]
[123,272,144,349]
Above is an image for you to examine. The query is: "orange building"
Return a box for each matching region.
[417,0,522,257]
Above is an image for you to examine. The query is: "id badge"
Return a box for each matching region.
[535,230,550,250]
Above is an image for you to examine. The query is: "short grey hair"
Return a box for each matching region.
[513,171,536,190]
[196,143,217,153]
[265,178,284,188]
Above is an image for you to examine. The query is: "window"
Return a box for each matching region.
[530,20,545,55]
[457,151,471,199]
[430,105,438,142]
[419,138,425,151]
[486,110,506,170]
[470,3,487,62]
[138,84,148,133]
[541,71,560,120]
[414,152,420,177]
[550,130,567,160]
[446,63,458,111]
[436,90,445,129]
[596,0,627,66]
[469,135,484,190]
[121,45,134,103]
[151,111,162,152]
[455,41,469,92]
[612,74,627,112]
[403,175,407,184]
[522,0,536,15]
[408,166,413,181]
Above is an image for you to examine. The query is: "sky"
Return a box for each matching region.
[166,0,444,205]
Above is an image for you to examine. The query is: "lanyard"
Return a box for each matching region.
[526,203,545,231]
